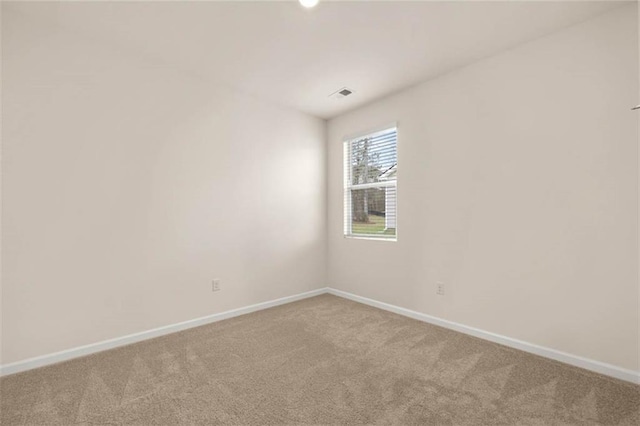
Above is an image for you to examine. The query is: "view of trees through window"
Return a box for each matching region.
[346,128,397,238]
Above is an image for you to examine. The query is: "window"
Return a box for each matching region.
[344,125,397,240]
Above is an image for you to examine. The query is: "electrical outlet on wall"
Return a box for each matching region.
[436,282,445,296]
[212,279,221,292]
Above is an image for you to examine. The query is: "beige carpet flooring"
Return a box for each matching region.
[1,294,638,425]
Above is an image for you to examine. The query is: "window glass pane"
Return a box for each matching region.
[350,129,397,185]
[350,187,396,238]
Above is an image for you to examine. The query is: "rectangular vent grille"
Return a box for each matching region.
[330,87,354,100]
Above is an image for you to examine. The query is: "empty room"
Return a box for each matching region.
[1,0,639,424]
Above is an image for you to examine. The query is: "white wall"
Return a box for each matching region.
[328,5,639,372]
[0,3,4,367]
[1,11,326,365]
[637,1,640,376]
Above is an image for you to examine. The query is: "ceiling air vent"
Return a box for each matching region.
[329,87,354,100]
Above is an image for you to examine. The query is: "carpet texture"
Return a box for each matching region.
[1,294,638,425]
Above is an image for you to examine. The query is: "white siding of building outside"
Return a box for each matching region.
[385,186,396,230]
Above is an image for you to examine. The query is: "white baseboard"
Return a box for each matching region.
[3,286,638,385]
[0,287,328,377]
[327,288,640,385]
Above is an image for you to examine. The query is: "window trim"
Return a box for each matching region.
[343,123,398,242]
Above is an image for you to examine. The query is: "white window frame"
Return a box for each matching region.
[343,123,398,241]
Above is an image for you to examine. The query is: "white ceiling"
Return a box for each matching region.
[4,0,626,119]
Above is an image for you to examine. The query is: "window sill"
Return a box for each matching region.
[344,235,397,242]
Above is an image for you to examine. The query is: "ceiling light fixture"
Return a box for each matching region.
[299,0,319,9]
